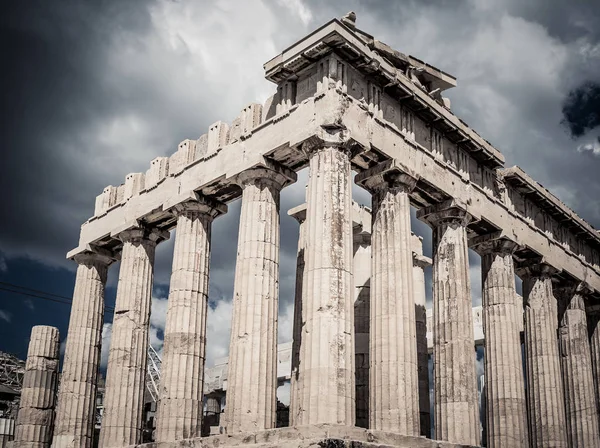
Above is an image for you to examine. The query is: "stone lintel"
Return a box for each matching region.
[117,226,170,244]
[417,198,479,227]
[68,244,118,264]
[165,191,228,220]
[288,203,307,223]
[355,159,419,193]
[469,231,520,256]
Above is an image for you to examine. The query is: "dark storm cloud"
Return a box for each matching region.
[561,81,600,139]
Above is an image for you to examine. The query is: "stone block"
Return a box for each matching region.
[206,121,229,157]
[145,157,169,189]
[124,173,145,200]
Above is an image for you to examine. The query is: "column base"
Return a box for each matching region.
[134,425,479,447]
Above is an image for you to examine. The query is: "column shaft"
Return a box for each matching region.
[297,145,354,426]
[522,268,568,448]
[155,199,225,442]
[591,314,600,431]
[288,205,306,427]
[557,286,600,447]
[53,253,112,448]
[413,254,431,438]
[476,240,527,448]
[14,326,60,448]
[225,167,292,433]
[99,228,166,448]
[369,181,419,434]
[417,201,479,445]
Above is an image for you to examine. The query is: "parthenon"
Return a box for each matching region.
[15,12,600,448]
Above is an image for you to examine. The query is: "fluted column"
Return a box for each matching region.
[353,231,371,429]
[225,165,295,433]
[155,197,226,442]
[472,236,528,448]
[296,142,354,426]
[590,313,600,430]
[520,263,568,448]
[412,250,431,438]
[556,282,600,447]
[14,326,60,448]
[99,227,168,448]
[53,251,114,448]
[417,199,479,445]
[287,203,306,427]
[356,162,419,434]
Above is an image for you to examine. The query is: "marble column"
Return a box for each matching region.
[53,251,114,448]
[556,283,600,447]
[14,326,60,448]
[412,250,431,438]
[225,165,295,433]
[353,230,371,430]
[356,162,419,435]
[287,203,306,427]
[591,313,600,430]
[296,143,354,426]
[417,199,479,445]
[99,227,168,448]
[472,236,528,448]
[520,263,568,448]
[155,198,226,442]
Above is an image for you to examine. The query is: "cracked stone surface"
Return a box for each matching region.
[155,199,226,442]
[296,145,355,426]
[99,228,167,448]
[224,167,293,433]
[53,253,112,448]
[522,266,568,448]
[556,284,600,448]
[14,325,59,448]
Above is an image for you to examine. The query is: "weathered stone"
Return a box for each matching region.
[296,142,355,426]
[556,282,600,447]
[520,264,568,448]
[99,227,169,448]
[53,251,114,448]
[417,200,479,446]
[14,326,59,448]
[224,165,296,433]
[155,198,227,442]
[471,236,528,448]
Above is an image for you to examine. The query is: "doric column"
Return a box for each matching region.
[412,250,431,438]
[154,197,226,442]
[471,235,528,448]
[296,140,355,426]
[520,263,568,448]
[417,199,479,445]
[14,326,60,448]
[556,282,600,447]
[591,313,600,430]
[53,251,115,448]
[224,164,296,433]
[98,227,168,448]
[356,160,419,435]
[353,229,371,430]
[288,203,307,427]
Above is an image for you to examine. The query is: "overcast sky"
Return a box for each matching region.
[1,0,599,408]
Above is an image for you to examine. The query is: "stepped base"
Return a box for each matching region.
[143,425,478,448]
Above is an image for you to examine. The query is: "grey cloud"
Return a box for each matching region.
[561,81,600,139]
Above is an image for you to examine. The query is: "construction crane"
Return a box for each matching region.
[146,345,162,402]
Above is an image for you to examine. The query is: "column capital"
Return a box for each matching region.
[469,232,519,256]
[417,199,478,228]
[355,159,419,193]
[72,246,117,267]
[301,127,361,156]
[236,159,297,190]
[171,195,227,220]
[288,203,307,224]
[413,253,432,269]
[516,258,560,280]
[118,226,170,245]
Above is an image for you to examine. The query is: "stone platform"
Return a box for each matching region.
[142,425,476,448]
